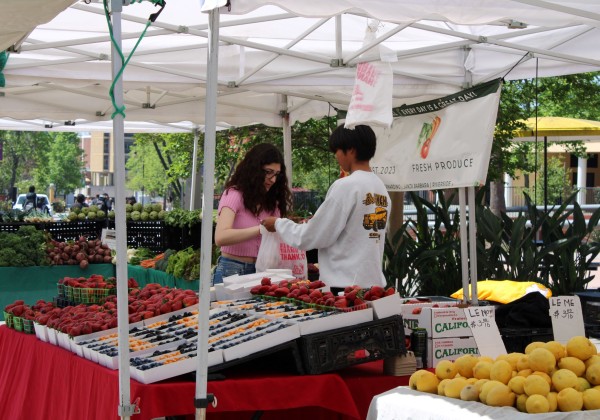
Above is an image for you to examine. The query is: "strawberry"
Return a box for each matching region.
[412,307,422,315]
[384,287,396,296]
[333,298,348,309]
[250,285,261,295]
[370,286,385,298]
[261,277,271,286]
[159,302,172,314]
[183,296,197,307]
[354,298,366,307]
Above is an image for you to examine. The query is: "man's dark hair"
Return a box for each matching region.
[328,125,377,161]
[28,185,35,193]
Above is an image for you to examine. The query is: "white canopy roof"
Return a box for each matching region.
[1,0,600,127]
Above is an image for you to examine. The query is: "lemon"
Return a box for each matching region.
[524,374,550,396]
[586,363,600,385]
[547,391,558,412]
[543,341,567,362]
[473,378,489,393]
[477,356,494,364]
[459,384,480,401]
[528,348,556,374]
[516,394,528,412]
[479,380,504,404]
[575,377,591,392]
[454,354,479,378]
[566,336,597,361]
[525,394,550,413]
[516,355,530,371]
[585,354,600,369]
[485,383,515,407]
[531,371,552,386]
[556,387,583,412]
[409,369,430,389]
[435,360,458,380]
[551,368,578,392]
[517,368,532,377]
[558,356,586,377]
[437,378,451,396]
[490,360,513,385]
[525,341,545,354]
[473,361,493,380]
[444,377,468,399]
[508,375,526,394]
[582,388,600,410]
[415,370,440,394]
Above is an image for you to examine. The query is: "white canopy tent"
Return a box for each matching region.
[3,1,600,419]
[2,1,600,126]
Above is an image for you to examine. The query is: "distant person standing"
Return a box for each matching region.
[24,185,37,211]
[71,194,88,210]
[100,193,112,213]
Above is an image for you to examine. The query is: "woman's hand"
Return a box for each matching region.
[261,217,278,232]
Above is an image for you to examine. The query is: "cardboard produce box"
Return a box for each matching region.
[427,336,479,368]
[401,303,470,338]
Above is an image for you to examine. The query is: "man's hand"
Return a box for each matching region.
[261,216,278,232]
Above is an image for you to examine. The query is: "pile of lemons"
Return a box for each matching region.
[409,335,600,413]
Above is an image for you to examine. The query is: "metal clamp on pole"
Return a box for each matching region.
[118,397,141,417]
[195,394,217,409]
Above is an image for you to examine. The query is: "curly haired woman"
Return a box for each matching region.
[213,143,293,285]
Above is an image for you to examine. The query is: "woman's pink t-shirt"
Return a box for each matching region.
[218,188,280,258]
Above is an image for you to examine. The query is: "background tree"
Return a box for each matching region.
[0,131,51,197]
[34,132,85,196]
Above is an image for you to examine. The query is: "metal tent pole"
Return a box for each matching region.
[281,95,292,185]
[190,126,200,211]
[467,186,479,306]
[458,187,470,304]
[110,0,135,418]
[195,7,220,420]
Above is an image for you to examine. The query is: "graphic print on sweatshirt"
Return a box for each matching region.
[361,192,388,237]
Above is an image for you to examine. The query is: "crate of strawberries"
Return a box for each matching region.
[58,275,139,304]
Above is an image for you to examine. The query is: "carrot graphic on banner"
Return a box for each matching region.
[418,116,441,159]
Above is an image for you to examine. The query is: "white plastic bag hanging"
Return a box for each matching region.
[256,225,282,272]
[256,226,308,279]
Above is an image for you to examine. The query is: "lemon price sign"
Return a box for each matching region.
[464,306,506,359]
[549,296,586,344]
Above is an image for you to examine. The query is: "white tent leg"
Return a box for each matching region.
[467,186,479,306]
[458,188,470,304]
[110,1,134,419]
[195,8,220,420]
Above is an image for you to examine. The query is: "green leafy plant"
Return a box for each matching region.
[163,208,202,229]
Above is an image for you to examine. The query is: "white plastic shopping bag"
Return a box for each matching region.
[256,226,308,279]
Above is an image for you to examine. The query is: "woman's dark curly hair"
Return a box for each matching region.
[224,143,292,217]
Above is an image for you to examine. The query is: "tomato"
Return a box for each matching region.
[420,138,431,159]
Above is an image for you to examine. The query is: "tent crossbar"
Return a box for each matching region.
[510,0,600,23]
[343,22,412,64]
[412,21,600,67]
[238,66,340,86]
[236,17,331,85]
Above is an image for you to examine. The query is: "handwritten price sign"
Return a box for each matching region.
[464,306,506,359]
[549,296,585,343]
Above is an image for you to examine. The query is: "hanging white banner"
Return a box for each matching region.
[372,79,502,192]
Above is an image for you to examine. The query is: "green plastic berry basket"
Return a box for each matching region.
[2,311,14,329]
[71,287,110,304]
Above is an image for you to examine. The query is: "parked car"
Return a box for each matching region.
[13,193,52,215]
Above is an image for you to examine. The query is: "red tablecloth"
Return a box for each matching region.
[0,326,409,420]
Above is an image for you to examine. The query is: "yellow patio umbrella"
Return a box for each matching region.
[514,117,600,140]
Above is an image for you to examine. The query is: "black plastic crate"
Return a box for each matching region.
[499,327,554,353]
[124,220,165,252]
[46,221,104,242]
[298,315,406,375]
[585,323,600,339]
[575,291,600,326]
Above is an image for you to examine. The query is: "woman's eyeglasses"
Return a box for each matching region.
[263,169,282,180]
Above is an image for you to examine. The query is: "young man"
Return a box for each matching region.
[262,124,391,291]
